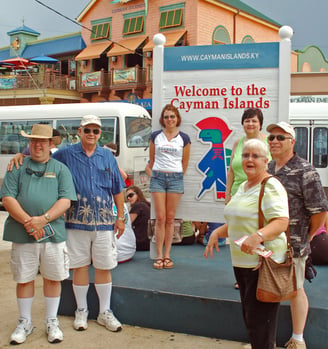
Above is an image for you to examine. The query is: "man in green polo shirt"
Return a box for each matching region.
[0,124,76,345]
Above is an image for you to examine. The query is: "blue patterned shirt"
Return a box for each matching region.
[53,143,125,231]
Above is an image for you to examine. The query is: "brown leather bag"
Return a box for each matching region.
[255,176,297,303]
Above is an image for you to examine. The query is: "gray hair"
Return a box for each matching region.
[243,138,269,160]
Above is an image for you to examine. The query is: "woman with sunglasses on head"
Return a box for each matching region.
[149,104,191,269]
[126,185,150,251]
[225,108,269,205]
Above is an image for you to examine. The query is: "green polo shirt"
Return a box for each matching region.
[0,157,76,243]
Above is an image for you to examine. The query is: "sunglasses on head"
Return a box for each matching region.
[127,192,135,199]
[268,134,292,141]
[163,115,176,120]
[83,128,100,135]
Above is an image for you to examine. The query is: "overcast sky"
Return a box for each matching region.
[0,0,327,55]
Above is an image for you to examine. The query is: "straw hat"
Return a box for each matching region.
[21,124,53,139]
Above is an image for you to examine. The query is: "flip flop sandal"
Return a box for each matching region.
[153,258,163,269]
[163,258,174,269]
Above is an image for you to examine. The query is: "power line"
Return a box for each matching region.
[33,0,142,56]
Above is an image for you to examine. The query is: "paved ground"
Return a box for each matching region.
[0,211,252,348]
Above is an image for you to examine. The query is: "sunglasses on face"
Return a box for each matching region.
[83,128,100,135]
[163,115,176,120]
[268,134,292,141]
[127,192,135,199]
[241,153,265,160]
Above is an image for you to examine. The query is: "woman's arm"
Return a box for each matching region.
[241,217,289,254]
[129,212,138,224]
[204,223,228,259]
[225,139,239,204]
[182,143,191,174]
[149,141,155,169]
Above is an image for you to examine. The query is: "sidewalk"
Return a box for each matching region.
[0,211,250,348]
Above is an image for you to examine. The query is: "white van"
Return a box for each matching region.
[0,102,151,190]
[290,102,328,192]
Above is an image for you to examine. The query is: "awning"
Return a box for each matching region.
[107,35,148,57]
[143,30,186,52]
[75,41,112,61]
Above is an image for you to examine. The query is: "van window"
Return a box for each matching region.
[313,127,328,168]
[294,127,308,161]
[55,118,116,148]
[0,120,51,154]
[126,117,151,147]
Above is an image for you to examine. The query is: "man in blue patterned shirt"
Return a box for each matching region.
[267,121,328,349]
[53,115,126,333]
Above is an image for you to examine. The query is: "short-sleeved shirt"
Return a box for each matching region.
[268,153,328,257]
[151,130,191,172]
[52,143,125,231]
[231,136,271,195]
[224,176,289,268]
[0,157,76,243]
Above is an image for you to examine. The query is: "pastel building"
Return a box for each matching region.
[0,0,327,106]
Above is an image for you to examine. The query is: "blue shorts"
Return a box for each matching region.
[150,170,184,193]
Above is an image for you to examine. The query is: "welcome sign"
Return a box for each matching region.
[152,28,292,222]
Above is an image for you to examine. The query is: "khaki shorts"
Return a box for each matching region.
[11,242,69,283]
[66,229,118,270]
[293,256,307,289]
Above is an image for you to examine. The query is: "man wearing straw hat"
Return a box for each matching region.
[0,124,76,345]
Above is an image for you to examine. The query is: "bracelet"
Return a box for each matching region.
[256,231,264,241]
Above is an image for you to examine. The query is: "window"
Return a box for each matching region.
[90,23,110,41]
[126,117,151,148]
[55,119,116,147]
[159,9,183,29]
[213,26,231,45]
[0,121,51,154]
[123,16,144,35]
[294,127,308,161]
[242,35,255,44]
[313,127,328,168]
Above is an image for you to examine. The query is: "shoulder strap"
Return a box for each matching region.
[258,175,292,250]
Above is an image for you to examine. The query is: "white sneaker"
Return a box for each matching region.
[73,308,88,331]
[46,317,63,343]
[97,310,122,332]
[10,318,33,344]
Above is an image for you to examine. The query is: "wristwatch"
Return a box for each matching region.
[117,216,126,223]
[44,213,50,221]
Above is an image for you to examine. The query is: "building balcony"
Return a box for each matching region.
[0,72,76,91]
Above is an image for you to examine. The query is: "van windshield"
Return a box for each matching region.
[126,117,151,147]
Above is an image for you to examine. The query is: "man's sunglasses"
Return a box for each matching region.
[26,161,48,177]
[268,134,293,141]
[83,128,100,135]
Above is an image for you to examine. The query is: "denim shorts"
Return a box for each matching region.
[150,170,184,193]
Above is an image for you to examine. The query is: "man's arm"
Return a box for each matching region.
[113,192,125,239]
[309,211,327,240]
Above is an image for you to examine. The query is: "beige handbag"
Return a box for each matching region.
[255,177,297,303]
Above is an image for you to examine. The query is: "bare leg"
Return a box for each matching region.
[164,192,182,260]
[43,278,61,297]
[17,281,34,298]
[290,287,308,335]
[73,265,90,285]
[152,192,166,260]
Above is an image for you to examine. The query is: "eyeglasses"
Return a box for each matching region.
[268,134,293,141]
[83,128,100,135]
[26,161,48,177]
[127,192,136,199]
[163,115,176,120]
[242,153,265,160]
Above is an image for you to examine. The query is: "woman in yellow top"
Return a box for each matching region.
[225,108,269,205]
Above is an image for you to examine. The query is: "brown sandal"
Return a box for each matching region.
[163,258,174,269]
[153,258,163,269]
